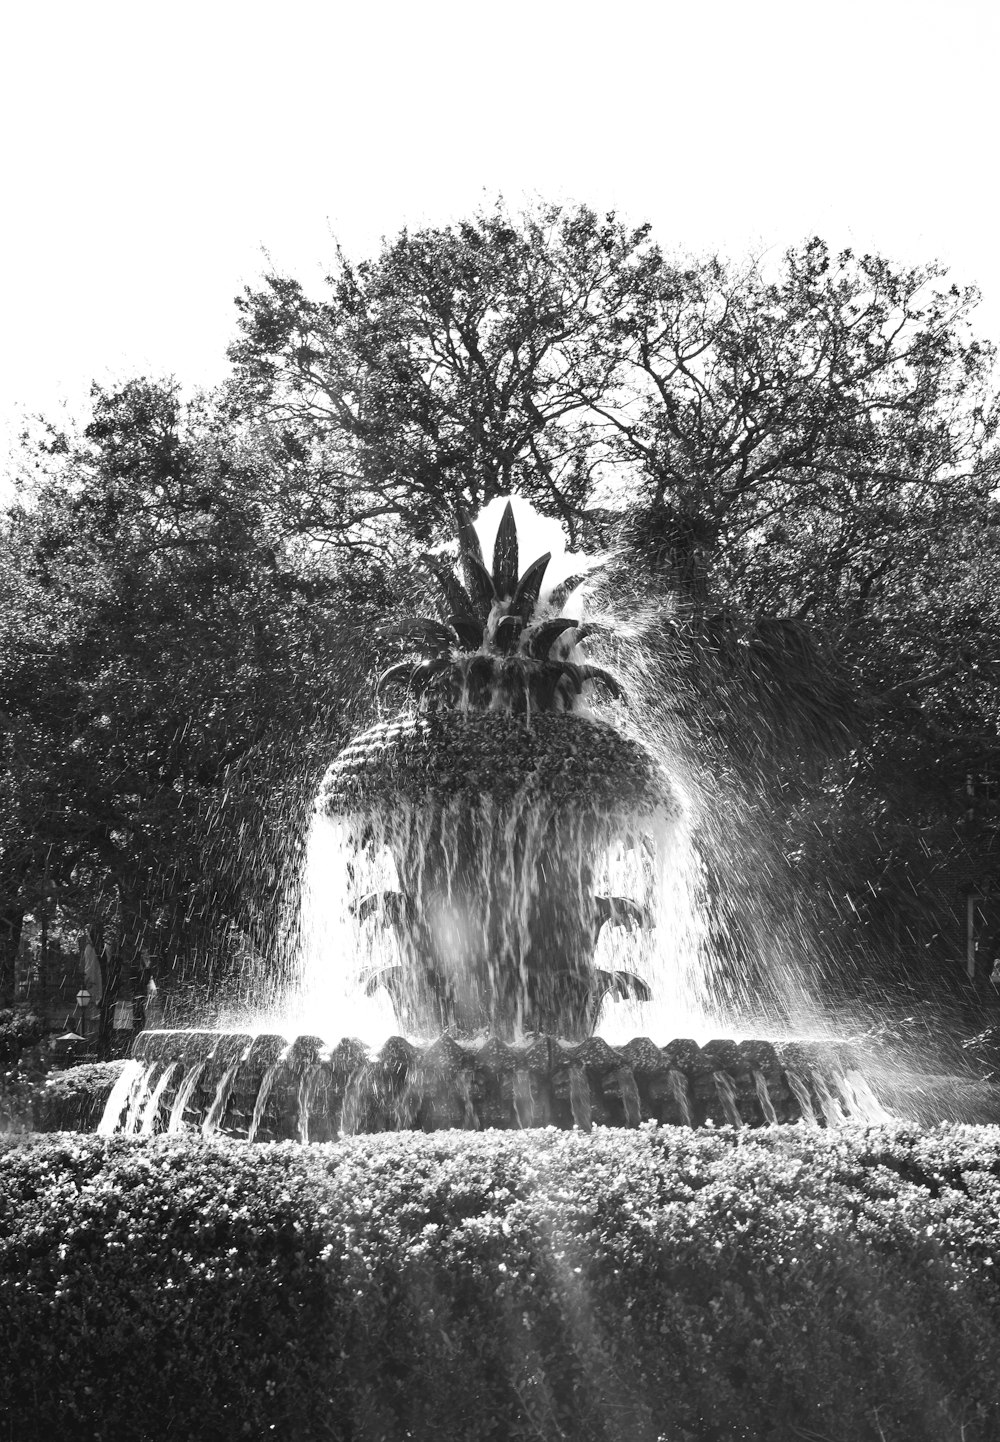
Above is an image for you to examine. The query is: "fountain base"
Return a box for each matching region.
[106,1029,898,1138]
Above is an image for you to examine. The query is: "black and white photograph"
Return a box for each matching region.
[2,3,999,1439]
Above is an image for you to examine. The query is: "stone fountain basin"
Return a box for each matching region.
[114,1029,907,1140]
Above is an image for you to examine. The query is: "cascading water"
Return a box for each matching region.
[247,1056,286,1143]
[139,1063,178,1136]
[201,1060,240,1139]
[167,1060,208,1133]
[97,1059,146,1136]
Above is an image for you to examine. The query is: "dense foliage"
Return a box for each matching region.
[0,381,396,1002]
[0,1008,48,1131]
[0,1007,43,1065]
[1,1124,999,1441]
[3,200,1000,1001]
[30,1059,126,1131]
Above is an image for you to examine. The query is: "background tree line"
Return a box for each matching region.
[2,201,998,1013]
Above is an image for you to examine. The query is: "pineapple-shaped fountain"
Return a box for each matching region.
[120,500,890,1138]
[319,501,676,1040]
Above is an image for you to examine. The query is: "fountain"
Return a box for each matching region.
[109,498,900,1137]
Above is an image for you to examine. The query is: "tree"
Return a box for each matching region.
[603,238,996,597]
[0,379,388,1013]
[227,204,653,554]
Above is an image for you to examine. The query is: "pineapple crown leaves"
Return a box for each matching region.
[376,656,454,699]
[548,572,591,613]
[374,499,627,706]
[491,499,519,597]
[456,500,551,617]
[381,500,563,657]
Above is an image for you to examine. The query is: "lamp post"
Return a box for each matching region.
[75,986,91,1040]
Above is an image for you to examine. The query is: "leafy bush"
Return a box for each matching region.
[0,1008,44,1065]
[0,1010,50,1131]
[30,1059,126,1132]
[1,1124,999,1442]
[0,1070,35,1133]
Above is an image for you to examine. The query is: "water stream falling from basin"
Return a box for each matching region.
[139,1063,178,1136]
[167,1061,208,1134]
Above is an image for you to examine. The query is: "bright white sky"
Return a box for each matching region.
[1,0,997,489]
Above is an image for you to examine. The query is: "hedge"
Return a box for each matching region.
[1,1059,127,1135]
[1,1124,1000,1441]
[31,1059,127,1131]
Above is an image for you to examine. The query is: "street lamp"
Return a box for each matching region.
[75,987,91,1037]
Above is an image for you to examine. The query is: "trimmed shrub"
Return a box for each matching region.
[1,1124,999,1441]
[30,1060,127,1132]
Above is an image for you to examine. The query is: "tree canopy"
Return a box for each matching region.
[3,200,1000,1007]
[0,379,390,1002]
